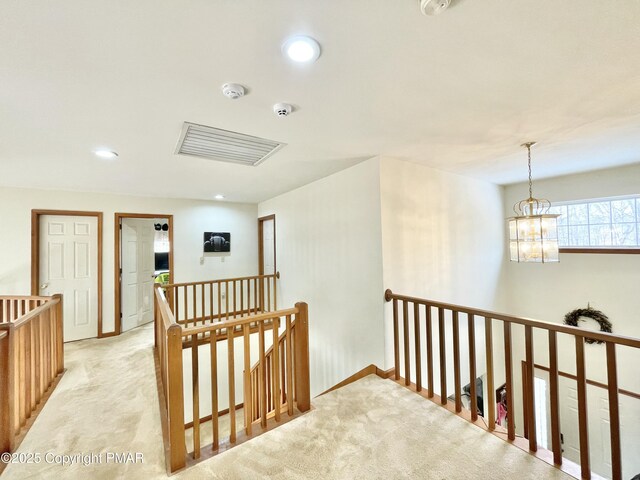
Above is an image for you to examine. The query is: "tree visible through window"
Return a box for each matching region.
[548,196,640,248]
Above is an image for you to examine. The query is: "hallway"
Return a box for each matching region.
[3,323,576,479]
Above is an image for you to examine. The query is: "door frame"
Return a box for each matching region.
[258,214,276,275]
[114,213,174,336]
[31,209,104,337]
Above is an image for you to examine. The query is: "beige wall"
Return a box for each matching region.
[0,186,258,334]
[258,158,386,396]
[379,156,507,397]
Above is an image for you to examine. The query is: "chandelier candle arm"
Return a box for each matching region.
[508,142,561,263]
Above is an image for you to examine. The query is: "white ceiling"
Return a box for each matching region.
[1,1,640,203]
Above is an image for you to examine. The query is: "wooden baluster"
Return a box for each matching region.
[575,337,590,479]
[274,275,278,311]
[227,326,236,443]
[259,321,267,428]
[24,323,31,418]
[280,338,286,404]
[34,315,41,404]
[240,280,244,316]
[201,284,206,326]
[19,327,25,425]
[606,342,622,480]
[485,317,495,431]
[243,324,252,436]
[503,322,515,440]
[217,282,222,322]
[453,311,461,413]
[246,279,251,315]
[225,282,230,321]
[233,281,237,318]
[191,333,200,459]
[403,301,410,386]
[468,314,477,422]
[413,303,422,392]
[174,288,179,322]
[209,283,214,322]
[425,305,434,398]
[285,315,294,416]
[266,356,271,412]
[438,308,447,405]
[548,330,562,465]
[393,299,399,380]
[183,286,187,325]
[524,325,536,452]
[254,278,259,314]
[267,277,271,312]
[192,285,197,328]
[272,317,281,421]
[210,326,219,451]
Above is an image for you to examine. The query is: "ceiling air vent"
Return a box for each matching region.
[175,122,285,166]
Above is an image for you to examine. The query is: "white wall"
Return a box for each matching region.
[504,163,640,479]
[379,157,507,397]
[258,158,386,397]
[0,186,258,334]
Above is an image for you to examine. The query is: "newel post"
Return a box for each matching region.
[294,302,310,412]
[53,294,64,373]
[0,327,14,454]
[166,324,186,472]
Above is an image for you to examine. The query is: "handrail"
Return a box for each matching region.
[164,272,279,289]
[385,290,640,348]
[180,307,299,337]
[155,286,177,329]
[384,288,638,480]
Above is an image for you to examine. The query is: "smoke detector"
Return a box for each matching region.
[273,103,292,117]
[221,83,245,99]
[421,0,450,15]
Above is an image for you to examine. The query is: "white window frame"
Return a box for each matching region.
[549,195,640,254]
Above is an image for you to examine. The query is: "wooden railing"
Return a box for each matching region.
[0,295,64,467]
[163,273,279,328]
[384,289,640,480]
[154,279,310,474]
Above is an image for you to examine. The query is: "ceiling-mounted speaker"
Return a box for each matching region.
[421,0,450,15]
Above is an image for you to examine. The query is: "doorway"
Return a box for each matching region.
[258,214,276,275]
[31,209,103,341]
[114,213,173,335]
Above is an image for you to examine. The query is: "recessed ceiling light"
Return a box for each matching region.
[94,149,118,159]
[214,194,225,200]
[282,36,321,63]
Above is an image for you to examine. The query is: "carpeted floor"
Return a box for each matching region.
[3,325,573,479]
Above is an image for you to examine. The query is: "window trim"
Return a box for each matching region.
[560,247,640,254]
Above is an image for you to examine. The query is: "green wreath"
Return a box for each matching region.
[563,307,612,344]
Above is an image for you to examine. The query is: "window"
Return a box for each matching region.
[548,195,640,250]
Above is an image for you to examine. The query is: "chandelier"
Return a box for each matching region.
[508,142,560,263]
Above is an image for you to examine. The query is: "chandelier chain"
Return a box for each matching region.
[527,143,533,199]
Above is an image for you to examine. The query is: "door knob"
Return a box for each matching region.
[40,283,49,289]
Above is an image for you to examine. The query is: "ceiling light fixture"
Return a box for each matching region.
[282,36,321,63]
[420,0,450,15]
[508,142,560,263]
[214,194,225,200]
[94,149,118,159]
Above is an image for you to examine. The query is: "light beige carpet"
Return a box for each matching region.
[3,325,573,479]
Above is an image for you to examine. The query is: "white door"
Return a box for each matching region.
[262,218,275,275]
[121,218,155,332]
[39,215,98,342]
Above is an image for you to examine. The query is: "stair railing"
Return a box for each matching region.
[154,279,309,474]
[384,289,640,480]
